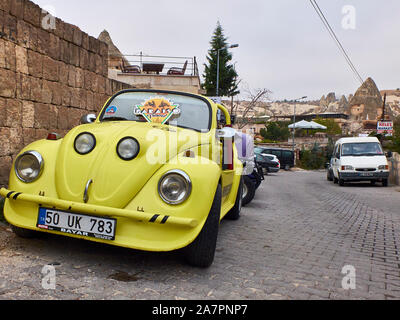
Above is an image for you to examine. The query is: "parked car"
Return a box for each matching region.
[255,147,294,170]
[331,137,390,187]
[0,89,245,268]
[256,153,281,173]
[235,131,264,206]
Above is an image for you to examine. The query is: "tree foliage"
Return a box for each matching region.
[260,121,290,142]
[202,22,239,97]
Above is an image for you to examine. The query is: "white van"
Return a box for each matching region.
[331,137,390,187]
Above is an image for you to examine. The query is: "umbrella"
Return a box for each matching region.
[288,120,313,129]
[309,121,327,130]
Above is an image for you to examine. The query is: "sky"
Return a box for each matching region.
[32,0,400,101]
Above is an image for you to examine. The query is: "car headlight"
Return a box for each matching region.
[74,132,96,155]
[15,151,44,183]
[378,165,389,170]
[158,170,192,205]
[341,165,354,171]
[117,137,140,160]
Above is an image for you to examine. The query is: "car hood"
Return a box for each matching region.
[55,122,206,208]
[340,155,388,168]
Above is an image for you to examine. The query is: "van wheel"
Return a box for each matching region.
[382,179,388,187]
[334,177,338,184]
[242,176,256,207]
[225,177,243,221]
[184,184,221,268]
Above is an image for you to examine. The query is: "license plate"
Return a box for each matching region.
[360,172,373,177]
[37,207,116,240]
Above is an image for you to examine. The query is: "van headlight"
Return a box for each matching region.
[15,151,44,183]
[378,165,389,170]
[158,170,192,205]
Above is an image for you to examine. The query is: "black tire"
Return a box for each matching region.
[334,176,338,184]
[242,176,256,207]
[11,225,37,238]
[382,179,388,187]
[327,171,333,181]
[184,184,221,268]
[224,177,243,221]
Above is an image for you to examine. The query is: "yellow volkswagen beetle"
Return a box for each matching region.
[1,89,243,268]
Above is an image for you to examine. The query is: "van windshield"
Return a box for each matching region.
[341,142,384,157]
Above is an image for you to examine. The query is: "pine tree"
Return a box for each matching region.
[202,22,239,97]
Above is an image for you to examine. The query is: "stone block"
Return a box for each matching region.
[37,28,50,55]
[0,68,16,97]
[72,25,82,46]
[81,32,89,50]
[4,98,22,127]
[50,81,62,105]
[23,0,41,27]
[41,79,53,104]
[15,73,31,100]
[15,44,28,74]
[42,56,58,81]
[53,18,64,39]
[0,155,12,185]
[75,67,84,88]
[63,22,74,42]
[34,102,50,129]
[60,39,70,64]
[4,40,16,71]
[70,43,80,67]
[0,0,11,13]
[22,100,34,128]
[88,36,99,54]
[67,65,76,87]
[29,77,42,102]
[79,47,89,70]
[16,19,30,48]
[27,50,42,77]
[58,61,68,84]
[22,127,36,146]
[4,12,17,41]
[10,0,24,20]
[48,32,60,60]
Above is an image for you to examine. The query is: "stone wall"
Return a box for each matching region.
[0,0,131,187]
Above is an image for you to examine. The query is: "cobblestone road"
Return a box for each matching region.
[1,170,400,300]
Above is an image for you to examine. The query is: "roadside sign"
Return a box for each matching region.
[377,121,393,136]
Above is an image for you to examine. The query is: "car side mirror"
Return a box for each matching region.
[81,114,97,124]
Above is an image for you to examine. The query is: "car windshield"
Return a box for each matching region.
[254,148,263,154]
[341,142,384,156]
[100,91,211,131]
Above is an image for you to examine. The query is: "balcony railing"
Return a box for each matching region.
[113,54,199,77]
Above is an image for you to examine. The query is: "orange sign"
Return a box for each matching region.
[134,98,181,124]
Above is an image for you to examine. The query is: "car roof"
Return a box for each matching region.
[336,137,380,144]
[256,147,293,151]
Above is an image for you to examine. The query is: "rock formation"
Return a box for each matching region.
[98,30,128,70]
[348,77,383,121]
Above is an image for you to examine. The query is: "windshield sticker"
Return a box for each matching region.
[105,106,117,115]
[134,97,181,124]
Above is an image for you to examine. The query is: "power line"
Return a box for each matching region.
[309,0,364,84]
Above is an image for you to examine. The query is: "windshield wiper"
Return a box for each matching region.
[102,117,129,122]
